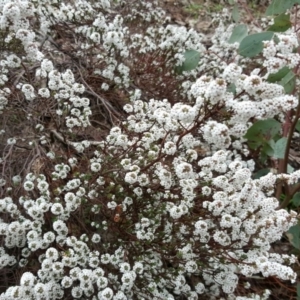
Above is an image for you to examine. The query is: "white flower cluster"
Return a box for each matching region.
[0,0,299,299]
[263,31,300,74]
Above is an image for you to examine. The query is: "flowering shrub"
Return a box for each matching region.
[0,0,300,299]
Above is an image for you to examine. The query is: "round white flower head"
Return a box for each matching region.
[99,287,114,300]
[124,171,138,184]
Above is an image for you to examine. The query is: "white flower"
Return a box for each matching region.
[163,141,177,155]
[61,276,73,288]
[91,162,101,172]
[119,262,131,273]
[99,287,113,300]
[45,247,59,261]
[185,260,198,273]
[42,231,55,244]
[38,88,50,98]
[97,276,108,289]
[91,233,101,243]
[21,84,35,100]
[7,138,16,145]
[175,162,195,179]
[121,271,135,285]
[23,180,34,191]
[41,59,54,72]
[37,181,49,192]
[124,171,138,184]
[169,205,183,219]
[51,203,64,215]
[20,272,36,287]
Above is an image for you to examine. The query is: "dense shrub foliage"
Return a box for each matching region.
[0,0,300,299]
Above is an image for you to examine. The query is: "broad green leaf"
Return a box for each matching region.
[228,0,235,4]
[297,283,300,300]
[228,24,248,44]
[239,32,274,57]
[287,163,294,174]
[267,66,290,83]
[231,4,240,23]
[262,142,274,157]
[286,223,300,250]
[253,168,270,179]
[273,137,287,158]
[292,192,300,207]
[266,0,300,16]
[268,13,291,32]
[175,50,201,75]
[244,118,281,143]
[296,119,300,132]
[279,70,296,94]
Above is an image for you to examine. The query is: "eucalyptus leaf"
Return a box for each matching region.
[292,193,300,207]
[267,66,290,83]
[253,169,270,179]
[228,24,248,44]
[279,70,296,94]
[232,4,240,23]
[286,224,300,250]
[273,137,287,159]
[268,13,291,32]
[266,0,300,16]
[175,49,201,75]
[296,120,300,132]
[244,118,281,143]
[239,32,274,57]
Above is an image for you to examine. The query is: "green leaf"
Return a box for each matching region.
[287,164,294,173]
[231,4,240,23]
[227,83,236,94]
[279,70,296,94]
[244,118,281,143]
[267,66,290,82]
[273,137,287,158]
[262,142,274,157]
[268,13,292,32]
[296,119,300,132]
[175,50,200,74]
[266,0,300,16]
[292,193,300,207]
[297,283,300,300]
[253,168,270,179]
[228,24,248,44]
[286,223,300,250]
[239,32,274,57]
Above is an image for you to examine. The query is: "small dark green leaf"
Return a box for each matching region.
[279,70,296,94]
[228,24,248,44]
[244,118,281,142]
[286,223,300,250]
[273,137,287,158]
[296,120,300,132]
[232,4,240,23]
[267,66,290,82]
[292,193,300,207]
[266,0,300,16]
[175,50,201,75]
[268,13,291,32]
[297,283,300,300]
[253,169,270,179]
[262,142,274,157]
[239,32,274,57]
